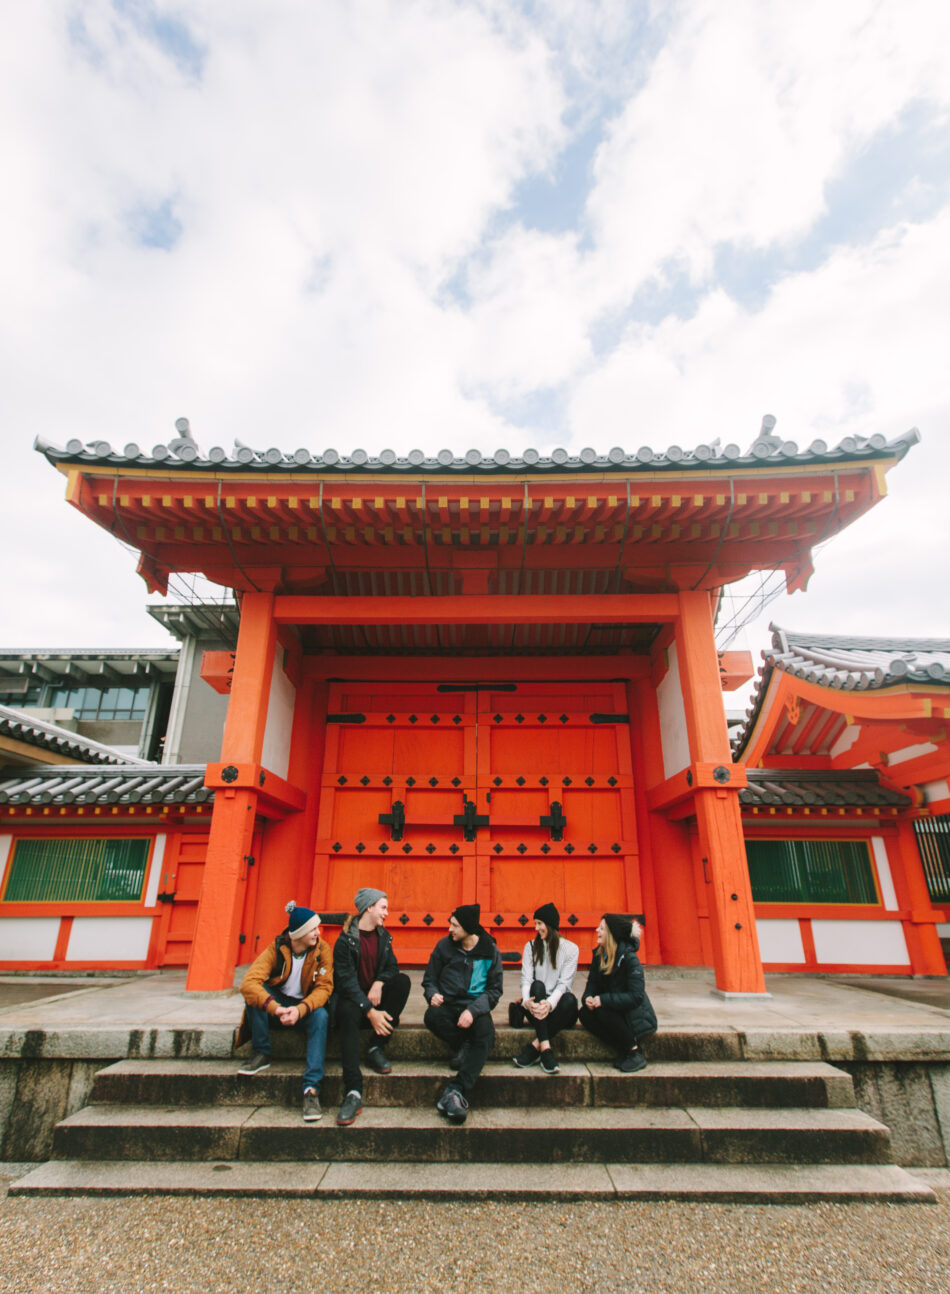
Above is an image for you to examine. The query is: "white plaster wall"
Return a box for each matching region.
[830,724,861,759]
[0,917,60,960]
[143,835,166,907]
[922,779,950,805]
[870,836,899,910]
[657,643,691,779]
[67,917,153,962]
[811,919,910,966]
[0,834,12,888]
[755,918,805,964]
[888,742,939,766]
[260,653,296,781]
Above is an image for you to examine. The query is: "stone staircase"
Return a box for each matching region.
[9,1027,934,1201]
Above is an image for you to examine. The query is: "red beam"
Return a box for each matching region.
[273,593,680,626]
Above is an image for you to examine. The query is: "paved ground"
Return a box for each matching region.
[4,965,950,1040]
[4,968,950,1291]
[1,1164,949,1293]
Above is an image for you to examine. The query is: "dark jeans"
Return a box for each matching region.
[246,987,328,1093]
[424,1000,495,1095]
[336,972,411,1094]
[524,979,578,1044]
[578,1003,637,1056]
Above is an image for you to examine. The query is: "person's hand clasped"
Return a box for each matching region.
[276,1004,300,1026]
[367,1006,393,1036]
[584,995,602,1010]
[457,1008,474,1029]
[533,999,552,1018]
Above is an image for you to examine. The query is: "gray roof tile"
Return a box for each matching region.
[0,764,211,806]
[34,428,921,477]
[740,768,910,809]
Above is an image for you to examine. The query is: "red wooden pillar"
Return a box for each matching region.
[890,819,948,976]
[676,591,766,994]
[186,592,277,991]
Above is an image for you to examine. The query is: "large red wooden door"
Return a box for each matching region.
[312,675,641,963]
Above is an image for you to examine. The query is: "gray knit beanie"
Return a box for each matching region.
[355,887,387,914]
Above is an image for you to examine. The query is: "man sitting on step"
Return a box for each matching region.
[237,901,333,1123]
[423,903,503,1125]
[332,887,412,1128]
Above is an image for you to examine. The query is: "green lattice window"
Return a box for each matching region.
[746,838,878,904]
[2,838,150,902]
[914,816,950,903]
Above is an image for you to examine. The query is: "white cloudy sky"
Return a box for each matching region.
[1,0,948,682]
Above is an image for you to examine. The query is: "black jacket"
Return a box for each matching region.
[581,937,657,1039]
[333,919,400,1015]
[422,929,503,1019]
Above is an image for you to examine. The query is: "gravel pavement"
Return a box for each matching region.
[1,1168,949,1293]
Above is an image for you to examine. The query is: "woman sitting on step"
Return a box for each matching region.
[578,914,656,1073]
[510,903,579,1075]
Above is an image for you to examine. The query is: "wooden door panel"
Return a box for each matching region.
[313,683,477,955]
[157,831,208,967]
[476,681,641,963]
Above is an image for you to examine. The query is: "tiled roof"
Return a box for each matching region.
[0,704,149,766]
[34,426,920,477]
[147,602,240,644]
[732,624,950,757]
[740,768,910,809]
[0,764,211,806]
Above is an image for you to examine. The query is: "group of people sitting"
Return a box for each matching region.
[237,888,657,1127]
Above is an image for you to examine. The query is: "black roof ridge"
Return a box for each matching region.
[34,428,921,476]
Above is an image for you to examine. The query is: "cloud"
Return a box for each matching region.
[0,1,948,647]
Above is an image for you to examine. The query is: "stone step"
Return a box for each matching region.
[52,1102,892,1166]
[289,1026,743,1064]
[90,1058,856,1110]
[9,1159,934,1203]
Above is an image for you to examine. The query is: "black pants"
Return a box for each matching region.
[424,1001,494,1095]
[336,972,411,1094]
[578,1003,636,1056]
[525,979,578,1044]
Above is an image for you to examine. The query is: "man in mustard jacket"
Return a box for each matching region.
[238,901,333,1121]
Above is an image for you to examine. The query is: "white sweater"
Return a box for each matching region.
[520,936,579,1009]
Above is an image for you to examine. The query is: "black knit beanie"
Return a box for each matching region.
[603,913,632,944]
[452,903,481,935]
[533,902,560,930]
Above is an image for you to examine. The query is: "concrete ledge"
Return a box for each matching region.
[8,1159,935,1202]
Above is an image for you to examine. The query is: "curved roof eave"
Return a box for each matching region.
[34,428,921,477]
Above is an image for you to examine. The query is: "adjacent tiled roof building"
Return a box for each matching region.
[0,704,148,767]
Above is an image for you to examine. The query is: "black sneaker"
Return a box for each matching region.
[366,1045,392,1075]
[614,1048,648,1074]
[302,1088,322,1121]
[539,1048,559,1074]
[337,1089,363,1126]
[449,1041,470,1072]
[512,1043,541,1068]
[436,1086,469,1124]
[237,1051,270,1076]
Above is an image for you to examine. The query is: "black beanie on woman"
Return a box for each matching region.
[604,913,632,944]
[533,902,560,930]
